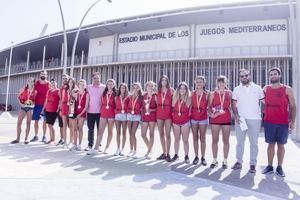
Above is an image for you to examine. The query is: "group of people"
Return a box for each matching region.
[11,67,296,178]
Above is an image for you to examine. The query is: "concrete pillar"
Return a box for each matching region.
[26,50,30,71]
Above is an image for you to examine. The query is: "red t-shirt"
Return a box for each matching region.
[127,95,143,115]
[172,99,191,125]
[191,91,208,121]
[75,91,88,117]
[115,95,129,114]
[156,89,173,120]
[141,93,157,122]
[45,89,60,112]
[209,90,231,124]
[264,85,289,124]
[60,86,69,116]
[34,80,50,105]
[19,88,37,104]
[101,92,116,118]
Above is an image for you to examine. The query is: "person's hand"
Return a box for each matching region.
[289,121,295,132]
[235,115,241,124]
[59,110,62,117]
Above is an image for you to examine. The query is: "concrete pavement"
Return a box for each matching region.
[0,113,300,200]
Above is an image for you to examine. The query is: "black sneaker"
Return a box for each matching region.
[248,165,256,173]
[262,165,274,174]
[24,140,29,145]
[156,153,166,160]
[184,155,190,164]
[275,166,285,177]
[222,162,228,169]
[192,156,199,165]
[231,162,242,170]
[165,154,172,162]
[210,161,218,169]
[201,157,207,166]
[170,154,179,162]
[41,136,46,143]
[30,136,39,142]
[10,140,19,144]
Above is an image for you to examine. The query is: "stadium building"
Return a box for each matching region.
[0,0,299,138]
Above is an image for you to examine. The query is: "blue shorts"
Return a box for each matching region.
[115,113,127,122]
[32,105,46,121]
[191,119,209,125]
[127,114,141,122]
[264,122,289,144]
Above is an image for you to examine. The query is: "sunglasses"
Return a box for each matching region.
[240,74,249,78]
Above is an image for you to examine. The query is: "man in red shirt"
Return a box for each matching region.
[30,70,50,142]
[262,67,296,177]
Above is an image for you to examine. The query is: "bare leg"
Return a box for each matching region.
[191,124,199,157]
[16,110,26,141]
[221,125,231,159]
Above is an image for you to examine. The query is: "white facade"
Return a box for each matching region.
[196,19,288,57]
[88,35,114,64]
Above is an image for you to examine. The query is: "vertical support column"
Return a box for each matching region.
[113,33,119,62]
[42,45,46,70]
[5,57,8,74]
[60,43,64,69]
[80,50,84,79]
[189,24,196,58]
[26,50,30,71]
[295,0,300,141]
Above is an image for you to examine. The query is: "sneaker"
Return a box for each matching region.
[56,140,64,146]
[24,140,29,145]
[170,154,179,162]
[231,162,242,170]
[119,149,124,156]
[57,139,63,145]
[103,148,108,154]
[249,165,256,173]
[156,153,166,160]
[30,136,39,142]
[41,136,46,143]
[184,155,190,164]
[84,146,92,151]
[165,154,172,162]
[69,144,76,151]
[192,156,199,165]
[262,165,274,174]
[222,161,228,169]
[76,145,82,151]
[144,152,151,160]
[114,149,121,156]
[131,151,138,159]
[87,149,98,155]
[127,150,133,157]
[201,157,207,166]
[210,161,218,169]
[275,166,285,177]
[45,140,52,144]
[10,140,19,144]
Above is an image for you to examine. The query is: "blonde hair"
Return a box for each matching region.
[172,82,191,106]
[145,81,156,93]
[215,75,228,90]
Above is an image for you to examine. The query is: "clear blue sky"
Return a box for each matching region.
[0,0,255,50]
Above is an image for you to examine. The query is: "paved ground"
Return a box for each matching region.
[0,112,300,200]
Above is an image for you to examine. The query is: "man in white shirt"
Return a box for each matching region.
[231,69,264,173]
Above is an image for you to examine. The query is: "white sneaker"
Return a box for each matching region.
[87,149,98,155]
[69,144,76,151]
[127,150,133,157]
[76,145,82,151]
[84,146,92,151]
[144,152,151,160]
[131,151,138,159]
[62,144,68,149]
[119,149,124,156]
[114,149,120,156]
[103,148,108,154]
